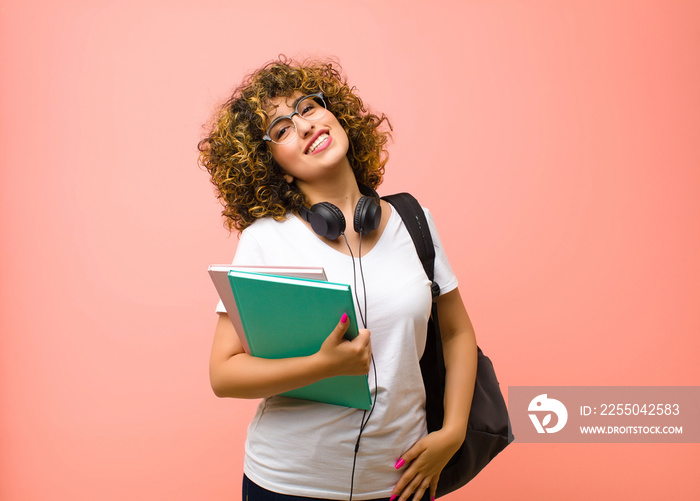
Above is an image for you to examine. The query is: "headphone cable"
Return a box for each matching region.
[342,232,378,501]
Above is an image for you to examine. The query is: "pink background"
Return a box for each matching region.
[1,0,698,499]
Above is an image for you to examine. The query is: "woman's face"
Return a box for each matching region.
[266,93,350,185]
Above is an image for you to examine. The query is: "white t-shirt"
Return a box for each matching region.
[217,205,458,500]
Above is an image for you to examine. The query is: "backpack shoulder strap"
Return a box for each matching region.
[382,192,447,433]
[382,193,440,299]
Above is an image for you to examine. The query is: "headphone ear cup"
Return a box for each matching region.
[308,202,346,240]
[353,195,381,236]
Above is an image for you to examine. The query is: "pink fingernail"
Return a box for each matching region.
[431,497,435,501]
[394,458,405,469]
[390,496,397,501]
[341,313,348,324]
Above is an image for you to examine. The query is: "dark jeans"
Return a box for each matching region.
[242,475,431,501]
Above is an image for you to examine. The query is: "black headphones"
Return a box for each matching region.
[298,184,381,240]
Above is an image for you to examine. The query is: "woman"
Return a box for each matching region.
[199,57,477,501]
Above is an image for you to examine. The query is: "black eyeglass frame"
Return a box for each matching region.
[262,92,327,144]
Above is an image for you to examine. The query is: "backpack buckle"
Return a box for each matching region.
[431,281,441,301]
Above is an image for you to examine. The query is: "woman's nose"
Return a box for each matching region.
[293,115,315,138]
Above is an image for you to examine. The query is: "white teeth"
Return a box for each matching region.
[307,133,329,154]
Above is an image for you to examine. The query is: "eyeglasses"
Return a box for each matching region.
[263,92,327,145]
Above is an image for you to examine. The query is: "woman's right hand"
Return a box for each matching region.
[315,313,372,377]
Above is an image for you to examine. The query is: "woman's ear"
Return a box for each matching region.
[284,173,294,184]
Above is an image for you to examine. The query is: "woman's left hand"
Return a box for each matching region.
[391,429,464,501]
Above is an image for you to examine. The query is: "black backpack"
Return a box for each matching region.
[383,193,514,497]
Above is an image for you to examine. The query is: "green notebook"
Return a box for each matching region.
[227,270,372,410]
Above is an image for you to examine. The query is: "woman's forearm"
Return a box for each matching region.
[441,329,477,439]
[209,312,371,399]
[210,351,330,399]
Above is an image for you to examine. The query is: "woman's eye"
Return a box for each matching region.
[301,104,314,116]
[275,126,290,140]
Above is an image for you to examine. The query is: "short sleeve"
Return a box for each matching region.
[214,229,266,313]
[424,208,459,296]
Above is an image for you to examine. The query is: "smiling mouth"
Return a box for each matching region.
[305,133,330,154]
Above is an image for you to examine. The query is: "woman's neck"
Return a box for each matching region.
[297,169,362,214]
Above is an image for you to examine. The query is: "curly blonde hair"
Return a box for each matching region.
[198,56,392,232]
